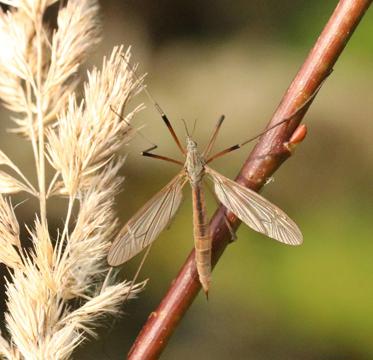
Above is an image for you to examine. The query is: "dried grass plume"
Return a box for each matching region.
[0,0,145,358]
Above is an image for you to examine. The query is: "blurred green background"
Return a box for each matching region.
[1,1,373,359]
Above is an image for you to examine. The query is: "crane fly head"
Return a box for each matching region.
[186,136,198,152]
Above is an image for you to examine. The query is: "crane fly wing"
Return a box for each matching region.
[205,166,303,245]
[108,171,187,266]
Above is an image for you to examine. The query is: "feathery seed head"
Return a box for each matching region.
[47,46,143,196]
[0,0,101,137]
[0,1,146,356]
[1,0,59,18]
[0,196,20,247]
[0,195,22,269]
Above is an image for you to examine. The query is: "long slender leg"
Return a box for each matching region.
[206,76,331,164]
[205,118,292,163]
[206,115,300,163]
[110,105,131,126]
[111,105,159,148]
[156,108,186,155]
[202,115,225,158]
[120,55,186,155]
[111,104,184,165]
[141,145,184,166]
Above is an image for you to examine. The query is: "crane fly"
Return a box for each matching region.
[107,101,303,295]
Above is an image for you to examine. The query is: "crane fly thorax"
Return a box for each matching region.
[185,137,205,186]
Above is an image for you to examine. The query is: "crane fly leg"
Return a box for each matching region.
[203,115,225,158]
[141,145,184,166]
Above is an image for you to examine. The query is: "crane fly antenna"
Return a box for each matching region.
[191,119,198,137]
[182,119,190,136]
[120,55,186,155]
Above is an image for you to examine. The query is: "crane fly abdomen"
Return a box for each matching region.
[191,182,212,295]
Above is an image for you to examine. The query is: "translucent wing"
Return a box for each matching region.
[108,171,187,266]
[206,166,303,245]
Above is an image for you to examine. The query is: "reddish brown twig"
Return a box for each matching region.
[128,1,372,359]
